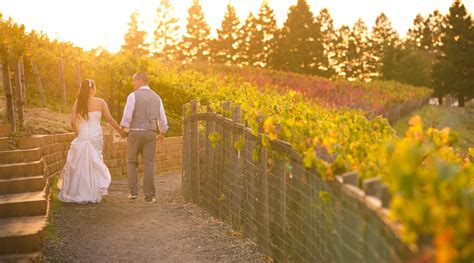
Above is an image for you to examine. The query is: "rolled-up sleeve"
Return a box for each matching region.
[157,97,168,133]
[120,93,135,128]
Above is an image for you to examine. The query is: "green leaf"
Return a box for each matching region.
[319,191,330,204]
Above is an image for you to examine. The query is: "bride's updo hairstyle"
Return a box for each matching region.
[76,79,95,119]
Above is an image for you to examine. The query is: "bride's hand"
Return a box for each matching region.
[119,128,128,139]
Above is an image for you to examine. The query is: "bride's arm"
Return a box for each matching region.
[101,99,127,138]
[71,101,79,137]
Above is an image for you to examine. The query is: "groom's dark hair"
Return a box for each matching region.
[134,72,148,84]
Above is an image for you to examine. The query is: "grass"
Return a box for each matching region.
[43,175,64,260]
[393,105,474,151]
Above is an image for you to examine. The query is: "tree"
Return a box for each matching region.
[252,0,278,68]
[333,25,351,78]
[153,0,180,60]
[393,49,433,87]
[404,13,437,88]
[273,0,327,76]
[423,10,446,52]
[346,18,371,81]
[211,3,239,64]
[406,14,426,49]
[370,13,400,79]
[121,12,150,57]
[316,8,336,76]
[236,13,257,66]
[180,0,211,62]
[432,0,474,107]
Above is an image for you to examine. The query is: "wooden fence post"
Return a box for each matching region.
[13,60,24,127]
[256,145,270,254]
[221,101,233,222]
[116,79,122,119]
[59,58,67,105]
[0,58,3,90]
[202,106,213,212]
[221,101,231,117]
[182,103,190,202]
[2,60,16,133]
[31,61,46,105]
[230,105,243,230]
[242,127,256,241]
[189,100,199,204]
[207,106,220,216]
[76,63,81,88]
[20,58,26,105]
[109,67,118,119]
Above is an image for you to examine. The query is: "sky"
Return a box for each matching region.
[1,0,473,53]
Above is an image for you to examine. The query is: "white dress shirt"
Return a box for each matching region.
[120,86,168,133]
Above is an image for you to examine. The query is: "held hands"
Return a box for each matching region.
[119,127,128,139]
[157,133,164,144]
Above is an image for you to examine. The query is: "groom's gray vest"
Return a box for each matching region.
[130,89,162,132]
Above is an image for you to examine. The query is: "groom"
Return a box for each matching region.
[120,72,168,204]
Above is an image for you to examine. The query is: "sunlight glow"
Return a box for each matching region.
[1,0,472,52]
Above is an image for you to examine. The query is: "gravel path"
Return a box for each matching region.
[44,172,266,262]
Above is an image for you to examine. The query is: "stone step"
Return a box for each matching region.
[0,136,44,151]
[0,137,15,151]
[0,160,44,180]
[14,136,46,150]
[0,252,43,262]
[0,148,41,164]
[0,191,47,218]
[0,176,45,195]
[0,216,47,256]
[0,124,10,137]
[0,133,75,151]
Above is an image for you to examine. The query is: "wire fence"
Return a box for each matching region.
[182,100,415,262]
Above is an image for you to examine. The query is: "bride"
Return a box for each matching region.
[57,79,127,203]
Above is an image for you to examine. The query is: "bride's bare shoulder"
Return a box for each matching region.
[92,97,106,105]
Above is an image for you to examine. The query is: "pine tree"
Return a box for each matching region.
[212,3,240,64]
[402,13,436,88]
[392,49,433,87]
[274,0,326,76]
[333,25,351,78]
[346,18,371,81]
[380,44,403,81]
[406,14,426,49]
[423,10,446,52]
[432,0,474,106]
[316,8,336,77]
[181,0,211,62]
[153,0,180,60]
[371,13,400,79]
[236,13,257,66]
[252,0,278,68]
[121,12,150,57]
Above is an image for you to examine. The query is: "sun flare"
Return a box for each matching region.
[1,0,472,52]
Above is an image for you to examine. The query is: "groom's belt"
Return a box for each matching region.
[129,128,156,132]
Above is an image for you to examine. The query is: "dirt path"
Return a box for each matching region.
[44,173,266,262]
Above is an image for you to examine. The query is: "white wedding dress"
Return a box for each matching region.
[57,111,111,203]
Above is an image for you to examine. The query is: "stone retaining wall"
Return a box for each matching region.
[6,133,182,178]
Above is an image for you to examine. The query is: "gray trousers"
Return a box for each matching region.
[127,130,156,200]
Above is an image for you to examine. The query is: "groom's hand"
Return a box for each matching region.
[119,127,128,139]
[157,133,164,144]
